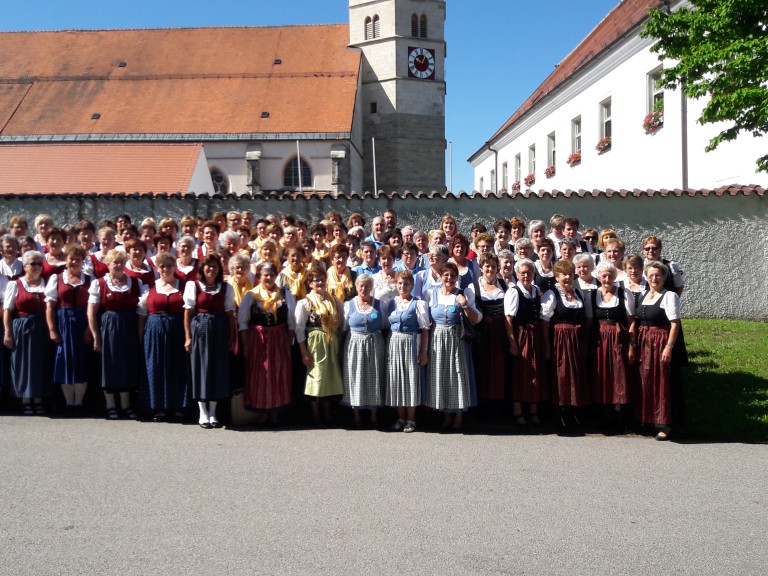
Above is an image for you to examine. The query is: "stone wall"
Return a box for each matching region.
[1,191,765,320]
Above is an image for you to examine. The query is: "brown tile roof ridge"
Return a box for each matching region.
[0,23,347,35]
[476,0,662,154]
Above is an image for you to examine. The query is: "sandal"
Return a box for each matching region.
[23,404,34,416]
[34,404,46,416]
[122,408,138,420]
[106,408,119,420]
[403,420,416,433]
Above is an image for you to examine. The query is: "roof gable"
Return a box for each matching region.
[0,25,360,137]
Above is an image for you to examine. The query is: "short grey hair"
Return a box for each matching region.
[594,261,618,281]
[514,258,536,274]
[429,243,449,259]
[527,220,545,236]
[176,235,197,250]
[514,238,534,252]
[355,273,374,288]
[228,253,251,274]
[219,231,241,245]
[573,253,594,268]
[22,250,44,266]
[644,260,669,279]
[497,249,514,262]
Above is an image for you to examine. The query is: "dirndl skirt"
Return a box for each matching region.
[10,314,51,398]
[472,312,509,401]
[386,331,422,407]
[343,330,385,408]
[304,329,343,398]
[551,323,588,407]
[142,312,189,411]
[243,323,292,411]
[637,325,674,425]
[510,322,548,403]
[426,323,476,411]
[593,321,633,405]
[53,306,89,385]
[190,312,231,401]
[99,310,140,392]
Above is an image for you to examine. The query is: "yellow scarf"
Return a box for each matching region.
[228,276,254,308]
[306,291,339,341]
[250,284,282,319]
[327,265,354,302]
[281,267,308,299]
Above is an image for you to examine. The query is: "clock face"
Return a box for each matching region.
[408,47,436,80]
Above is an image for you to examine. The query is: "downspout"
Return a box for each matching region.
[680,81,689,189]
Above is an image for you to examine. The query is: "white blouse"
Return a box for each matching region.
[423,287,482,323]
[388,297,431,330]
[372,270,398,303]
[182,281,235,312]
[136,280,181,317]
[343,297,390,331]
[0,259,22,278]
[639,290,681,320]
[585,288,635,318]
[540,286,592,321]
[503,283,541,317]
[3,277,46,311]
[44,271,90,302]
[87,275,145,304]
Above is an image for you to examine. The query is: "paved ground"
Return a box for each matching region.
[1,416,766,576]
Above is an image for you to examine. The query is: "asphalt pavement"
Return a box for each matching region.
[1,416,766,576]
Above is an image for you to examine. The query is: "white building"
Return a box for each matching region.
[469,0,765,193]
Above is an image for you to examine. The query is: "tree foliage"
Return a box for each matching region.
[641,0,768,172]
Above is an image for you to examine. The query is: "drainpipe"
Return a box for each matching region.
[680,81,689,190]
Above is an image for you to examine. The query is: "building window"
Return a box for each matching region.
[490,169,496,193]
[365,17,372,40]
[372,15,380,39]
[514,154,521,183]
[479,176,484,193]
[528,144,536,174]
[600,98,612,139]
[370,102,377,114]
[547,132,556,166]
[283,156,312,189]
[648,67,664,112]
[501,162,508,191]
[571,116,582,153]
[411,14,427,38]
[210,168,228,194]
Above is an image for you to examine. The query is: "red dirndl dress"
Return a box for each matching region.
[548,289,588,407]
[509,285,548,403]
[591,288,634,405]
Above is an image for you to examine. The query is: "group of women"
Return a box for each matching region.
[0,210,686,440]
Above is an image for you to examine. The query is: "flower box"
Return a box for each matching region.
[544,164,556,178]
[567,151,581,166]
[595,136,612,154]
[511,180,521,191]
[523,173,536,187]
[643,110,664,134]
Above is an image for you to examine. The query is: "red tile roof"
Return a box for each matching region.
[479,0,662,150]
[0,26,359,137]
[0,143,205,195]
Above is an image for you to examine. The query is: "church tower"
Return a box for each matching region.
[349,0,446,193]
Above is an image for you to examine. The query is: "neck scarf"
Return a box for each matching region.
[305,291,339,341]
[250,284,282,319]
[281,267,308,299]
[327,265,354,302]
[228,276,254,308]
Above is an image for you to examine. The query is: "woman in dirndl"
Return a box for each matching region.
[87,249,143,419]
[40,227,67,282]
[184,254,236,429]
[465,252,510,407]
[342,274,386,428]
[425,261,481,431]
[3,251,50,415]
[590,261,637,429]
[295,266,343,428]
[239,262,295,424]
[137,252,189,422]
[45,244,91,416]
[504,258,547,429]
[636,261,683,441]
[541,259,592,433]
[386,270,429,433]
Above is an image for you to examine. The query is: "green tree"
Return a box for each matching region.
[642,0,768,172]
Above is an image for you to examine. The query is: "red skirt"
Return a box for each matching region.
[473,312,509,401]
[593,322,633,405]
[636,325,671,425]
[551,323,588,406]
[243,324,292,411]
[510,323,548,403]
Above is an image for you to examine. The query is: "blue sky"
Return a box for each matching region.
[3,0,621,192]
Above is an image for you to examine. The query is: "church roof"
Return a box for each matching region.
[471,0,662,159]
[0,25,360,139]
[0,143,205,195]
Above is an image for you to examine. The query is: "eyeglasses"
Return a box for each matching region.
[582,236,596,241]
[644,246,659,252]
[28,261,43,267]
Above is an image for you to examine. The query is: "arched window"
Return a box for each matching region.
[411,14,419,37]
[210,167,228,194]
[372,15,380,39]
[283,156,312,189]
[419,14,427,38]
[364,16,372,40]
